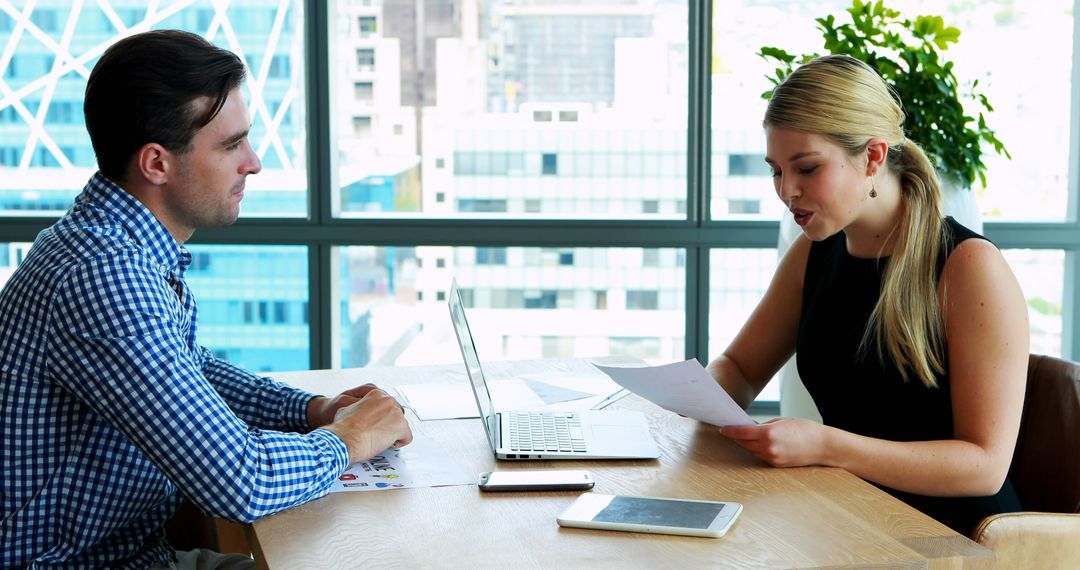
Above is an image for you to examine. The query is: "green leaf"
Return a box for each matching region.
[759,46,795,63]
[936,26,961,45]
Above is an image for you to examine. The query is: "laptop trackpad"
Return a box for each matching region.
[589,424,655,456]
[591,425,637,438]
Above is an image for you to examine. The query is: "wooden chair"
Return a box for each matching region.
[971,353,1080,568]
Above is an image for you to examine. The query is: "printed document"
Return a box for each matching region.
[594,359,755,427]
[329,438,474,493]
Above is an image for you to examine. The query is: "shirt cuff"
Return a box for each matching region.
[283,389,319,432]
[309,428,351,473]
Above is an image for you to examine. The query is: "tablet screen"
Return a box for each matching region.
[591,496,727,529]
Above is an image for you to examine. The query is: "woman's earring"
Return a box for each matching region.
[869,180,878,199]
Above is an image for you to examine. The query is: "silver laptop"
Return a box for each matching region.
[448,279,660,460]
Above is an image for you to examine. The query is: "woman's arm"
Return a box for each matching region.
[707,235,810,408]
[722,239,1029,497]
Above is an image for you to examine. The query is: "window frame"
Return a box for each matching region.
[1,1,1078,416]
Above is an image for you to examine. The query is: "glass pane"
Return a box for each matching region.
[711,0,1074,222]
[708,249,778,402]
[1002,249,1065,357]
[185,245,310,373]
[0,242,309,372]
[0,242,33,288]
[0,1,307,217]
[338,246,685,368]
[331,1,689,219]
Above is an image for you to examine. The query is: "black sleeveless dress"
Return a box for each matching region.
[796,216,1021,535]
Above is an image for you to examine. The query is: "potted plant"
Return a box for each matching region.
[758,0,1009,193]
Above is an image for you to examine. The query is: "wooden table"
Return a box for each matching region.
[250,358,992,569]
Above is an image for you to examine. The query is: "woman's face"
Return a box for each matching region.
[765,126,872,241]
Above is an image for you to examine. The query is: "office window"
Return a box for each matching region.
[330,0,688,219]
[30,10,57,32]
[458,199,508,213]
[1003,249,1066,357]
[358,16,377,37]
[711,0,1075,223]
[626,290,659,310]
[541,153,558,176]
[183,245,309,373]
[476,247,507,265]
[0,1,308,217]
[708,249,780,401]
[728,154,770,177]
[3,0,1076,389]
[476,248,506,265]
[352,116,372,137]
[610,337,661,360]
[337,246,685,368]
[356,48,375,69]
[728,199,761,215]
[541,336,574,358]
[354,81,374,101]
[268,54,290,78]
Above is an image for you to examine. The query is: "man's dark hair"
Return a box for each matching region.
[84,30,246,181]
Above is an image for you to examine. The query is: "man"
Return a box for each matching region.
[0,30,412,569]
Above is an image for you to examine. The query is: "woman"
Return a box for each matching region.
[710,54,1028,535]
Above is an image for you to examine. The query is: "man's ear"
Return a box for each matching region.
[134,143,173,186]
[865,137,889,176]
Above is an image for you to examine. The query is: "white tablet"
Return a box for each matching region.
[556,493,742,538]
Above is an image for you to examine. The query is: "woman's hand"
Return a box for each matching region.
[720,418,830,468]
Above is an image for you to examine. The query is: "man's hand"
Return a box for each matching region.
[320,387,413,463]
[307,383,384,428]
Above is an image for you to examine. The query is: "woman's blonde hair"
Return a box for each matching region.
[765,54,946,388]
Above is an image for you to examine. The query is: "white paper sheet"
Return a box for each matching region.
[396,384,478,420]
[594,358,755,427]
[396,372,627,420]
[329,438,475,493]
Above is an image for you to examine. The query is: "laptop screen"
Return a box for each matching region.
[448,279,498,450]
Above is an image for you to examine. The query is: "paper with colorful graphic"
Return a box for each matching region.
[329,438,475,493]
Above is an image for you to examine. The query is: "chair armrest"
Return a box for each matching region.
[972,512,1080,569]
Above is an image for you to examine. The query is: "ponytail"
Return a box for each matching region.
[863,138,945,387]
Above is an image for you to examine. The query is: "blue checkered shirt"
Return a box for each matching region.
[0,173,350,569]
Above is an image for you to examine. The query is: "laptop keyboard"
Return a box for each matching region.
[507,412,587,453]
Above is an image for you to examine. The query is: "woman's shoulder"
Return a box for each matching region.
[939,227,1010,299]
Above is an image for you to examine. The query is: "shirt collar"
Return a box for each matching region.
[77,172,192,276]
